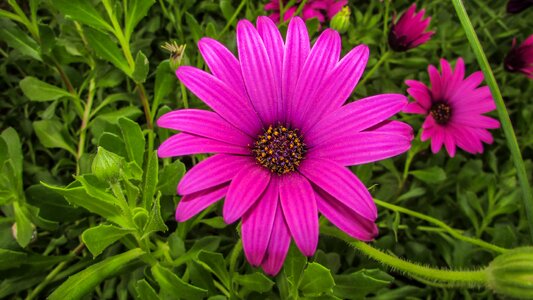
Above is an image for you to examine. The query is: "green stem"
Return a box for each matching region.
[451,0,533,241]
[137,84,153,129]
[76,78,96,174]
[217,0,247,38]
[358,50,392,88]
[180,82,189,109]
[374,198,508,253]
[321,226,488,285]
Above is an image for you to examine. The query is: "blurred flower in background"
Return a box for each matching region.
[388,4,434,52]
[504,34,533,78]
[506,0,533,14]
[265,0,347,24]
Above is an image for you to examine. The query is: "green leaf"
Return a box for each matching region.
[151,264,208,300]
[158,160,185,196]
[234,272,274,293]
[0,22,41,61]
[410,167,447,184]
[84,27,131,75]
[13,202,34,248]
[142,192,168,239]
[152,61,175,113]
[135,279,159,300]
[185,12,203,42]
[0,249,27,270]
[48,248,144,300]
[19,76,73,102]
[299,262,335,296]
[82,224,134,257]
[125,0,155,39]
[333,269,393,299]
[142,151,158,210]
[50,0,113,32]
[33,120,76,156]
[196,250,230,288]
[26,184,83,222]
[284,245,307,286]
[219,0,235,21]
[1,128,22,177]
[118,117,145,167]
[132,51,149,83]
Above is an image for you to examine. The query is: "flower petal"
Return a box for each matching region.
[279,173,318,257]
[261,206,291,276]
[176,184,229,222]
[176,66,262,136]
[157,133,250,158]
[242,176,279,266]
[178,154,253,195]
[299,158,377,221]
[223,163,271,224]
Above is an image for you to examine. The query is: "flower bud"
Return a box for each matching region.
[330,6,351,34]
[486,247,533,299]
[161,41,186,71]
[92,146,123,182]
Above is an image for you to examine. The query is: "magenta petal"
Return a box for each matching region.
[315,187,378,241]
[305,94,408,147]
[176,66,262,136]
[198,38,247,97]
[242,176,279,266]
[279,173,318,257]
[178,154,253,195]
[261,206,291,276]
[282,17,310,124]
[157,109,252,146]
[223,164,271,224]
[176,184,229,222]
[299,158,377,221]
[157,133,250,158]
[237,19,279,125]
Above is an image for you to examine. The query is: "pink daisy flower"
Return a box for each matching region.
[388,4,434,52]
[403,58,500,157]
[265,0,347,24]
[157,16,413,275]
[504,34,533,79]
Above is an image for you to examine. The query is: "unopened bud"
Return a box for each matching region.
[92,147,123,182]
[330,7,351,34]
[486,247,533,299]
[161,41,186,71]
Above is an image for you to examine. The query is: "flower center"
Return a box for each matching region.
[252,125,306,175]
[430,102,452,125]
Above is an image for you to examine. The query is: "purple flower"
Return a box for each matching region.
[507,0,533,14]
[388,4,434,52]
[404,58,500,157]
[265,0,347,24]
[504,35,533,79]
[157,17,413,275]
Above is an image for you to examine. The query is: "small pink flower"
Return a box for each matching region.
[504,35,533,79]
[265,0,347,24]
[404,58,500,157]
[158,17,413,275]
[389,4,434,52]
[507,0,533,14]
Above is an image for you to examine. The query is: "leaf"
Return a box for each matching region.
[118,117,145,167]
[48,248,144,300]
[333,269,393,299]
[125,0,155,39]
[173,236,221,266]
[219,0,235,21]
[234,272,274,293]
[13,202,34,248]
[284,245,307,286]
[132,51,149,83]
[84,27,131,75]
[158,160,185,196]
[299,262,335,296]
[152,61,175,112]
[0,249,27,270]
[185,12,203,42]
[151,264,208,300]
[410,166,447,184]
[19,77,73,102]
[196,250,230,288]
[82,224,134,257]
[0,22,41,61]
[50,0,113,32]
[1,128,22,177]
[142,192,168,239]
[33,120,76,156]
[142,151,158,210]
[135,279,159,300]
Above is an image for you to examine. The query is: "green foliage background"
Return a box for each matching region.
[0,0,532,299]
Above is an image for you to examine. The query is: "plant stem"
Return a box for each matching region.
[451,0,533,241]
[217,0,247,38]
[321,226,488,285]
[76,78,96,174]
[137,84,153,129]
[374,198,508,253]
[358,50,392,88]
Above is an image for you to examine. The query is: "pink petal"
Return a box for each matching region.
[403,102,428,114]
[261,206,291,276]
[176,184,229,221]
[282,17,310,124]
[453,115,500,129]
[176,66,262,136]
[178,154,253,195]
[305,94,407,147]
[299,158,377,221]
[279,173,318,257]
[405,79,432,111]
[443,131,456,157]
[428,125,444,154]
[157,109,252,146]
[315,187,378,241]
[237,19,279,125]
[157,133,250,158]
[452,126,484,154]
[460,71,484,91]
[428,64,442,99]
[223,163,271,224]
[242,176,279,266]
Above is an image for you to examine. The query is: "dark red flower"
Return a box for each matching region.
[388,4,434,52]
[504,35,533,79]
[507,0,533,14]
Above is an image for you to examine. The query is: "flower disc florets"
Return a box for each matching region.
[430,102,452,125]
[252,125,306,175]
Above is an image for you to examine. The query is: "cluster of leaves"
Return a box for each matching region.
[0,0,532,299]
